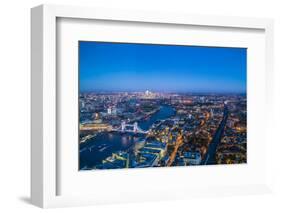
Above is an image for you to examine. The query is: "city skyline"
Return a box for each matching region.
[79,41,247,93]
[79,41,247,170]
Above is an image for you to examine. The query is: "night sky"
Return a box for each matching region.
[79,41,246,93]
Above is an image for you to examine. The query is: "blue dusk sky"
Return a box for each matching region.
[79,41,246,93]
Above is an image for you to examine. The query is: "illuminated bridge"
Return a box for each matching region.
[112,121,148,134]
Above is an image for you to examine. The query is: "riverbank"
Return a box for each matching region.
[79,105,176,170]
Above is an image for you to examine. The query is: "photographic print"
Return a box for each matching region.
[79,41,247,171]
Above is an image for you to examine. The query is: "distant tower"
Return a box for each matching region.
[133,122,138,133]
[81,101,85,108]
[121,121,126,132]
[107,107,112,115]
[210,109,214,117]
[93,113,99,120]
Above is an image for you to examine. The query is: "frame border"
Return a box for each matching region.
[31,4,274,208]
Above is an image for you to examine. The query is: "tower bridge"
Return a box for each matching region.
[113,121,148,134]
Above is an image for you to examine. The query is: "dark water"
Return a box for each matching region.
[138,105,176,131]
[79,105,175,169]
[201,105,228,165]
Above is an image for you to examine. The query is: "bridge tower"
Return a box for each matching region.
[121,121,126,132]
[133,122,138,133]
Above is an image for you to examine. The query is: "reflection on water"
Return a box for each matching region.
[121,136,129,146]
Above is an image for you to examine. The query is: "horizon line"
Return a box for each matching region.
[80,90,246,94]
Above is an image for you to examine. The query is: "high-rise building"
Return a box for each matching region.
[107,107,112,115]
[210,109,214,117]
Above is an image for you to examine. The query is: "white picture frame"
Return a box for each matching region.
[31,4,274,208]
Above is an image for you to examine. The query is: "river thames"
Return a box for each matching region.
[79,105,176,169]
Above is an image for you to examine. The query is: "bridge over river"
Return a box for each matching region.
[111,121,148,134]
[79,105,175,170]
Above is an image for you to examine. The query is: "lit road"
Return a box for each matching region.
[201,105,228,165]
[167,111,210,166]
[167,134,183,166]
